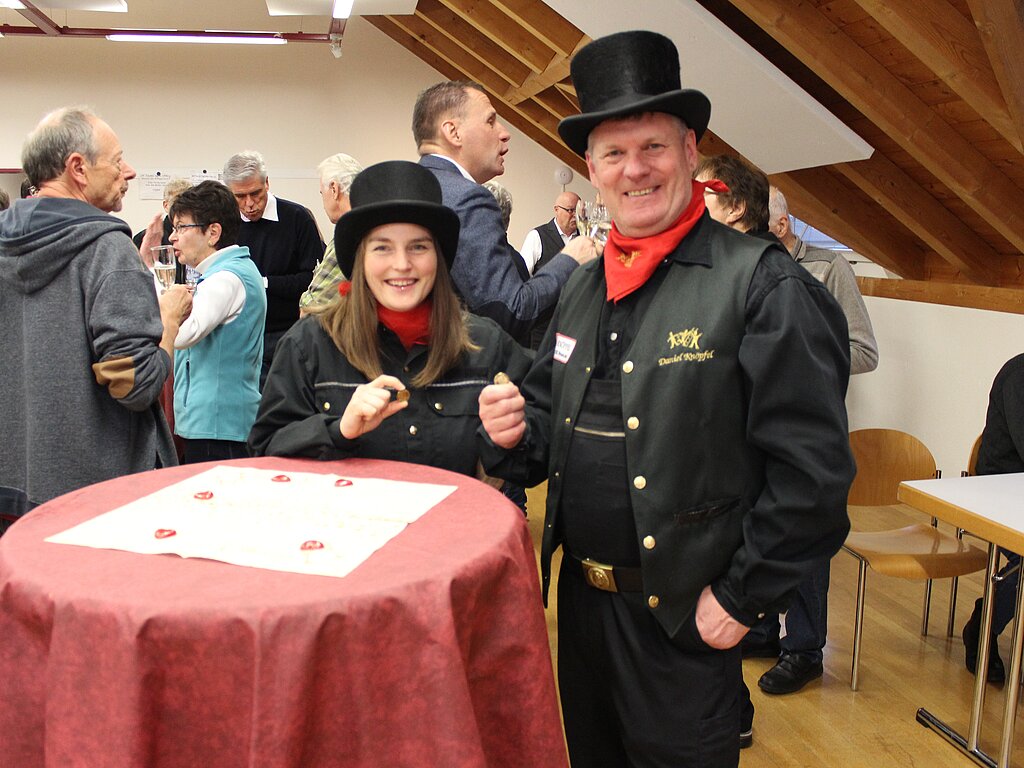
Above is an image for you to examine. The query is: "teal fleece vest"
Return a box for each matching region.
[173,245,267,442]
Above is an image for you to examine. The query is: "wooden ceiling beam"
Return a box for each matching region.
[365,16,587,176]
[728,0,1024,256]
[966,0,1024,156]
[504,36,587,105]
[382,13,511,95]
[435,0,555,74]
[414,0,531,88]
[16,1,60,35]
[488,0,584,58]
[851,0,1021,153]
[859,276,1024,315]
[834,153,1002,285]
[773,166,930,281]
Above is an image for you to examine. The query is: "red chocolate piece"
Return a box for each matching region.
[334,478,353,488]
[272,475,291,483]
[154,529,177,539]
[301,540,325,551]
[193,491,214,500]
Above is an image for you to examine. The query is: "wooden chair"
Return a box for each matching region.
[841,429,988,690]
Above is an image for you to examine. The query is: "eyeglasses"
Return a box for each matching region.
[554,205,576,214]
[171,223,205,234]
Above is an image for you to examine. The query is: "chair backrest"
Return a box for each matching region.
[965,433,983,476]
[847,429,938,506]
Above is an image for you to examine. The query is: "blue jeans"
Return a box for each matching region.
[744,560,831,664]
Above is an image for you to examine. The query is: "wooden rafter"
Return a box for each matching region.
[859,276,1024,314]
[364,16,586,175]
[834,153,1002,285]
[773,166,930,281]
[435,0,555,74]
[504,36,586,105]
[415,0,531,88]
[488,0,585,58]
[17,0,60,35]
[728,0,1024,256]
[966,0,1024,156]
[851,0,1022,153]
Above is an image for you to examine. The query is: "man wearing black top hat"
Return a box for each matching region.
[479,30,854,767]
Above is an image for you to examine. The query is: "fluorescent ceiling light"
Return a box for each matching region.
[106,33,286,45]
[332,0,354,19]
[0,1,26,8]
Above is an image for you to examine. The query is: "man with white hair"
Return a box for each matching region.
[748,186,878,696]
[0,106,191,507]
[223,150,324,384]
[299,153,363,312]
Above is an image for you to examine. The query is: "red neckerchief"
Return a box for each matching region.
[337,280,432,350]
[603,179,724,303]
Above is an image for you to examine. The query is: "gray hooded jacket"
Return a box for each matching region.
[0,197,176,505]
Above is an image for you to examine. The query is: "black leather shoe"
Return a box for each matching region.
[739,728,753,749]
[741,635,781,659]
[757,652,823,695]
[963,612,1005,683]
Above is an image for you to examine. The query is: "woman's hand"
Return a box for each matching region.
[339,374,409,440]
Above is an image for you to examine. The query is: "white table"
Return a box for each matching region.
[899,472,1024,768]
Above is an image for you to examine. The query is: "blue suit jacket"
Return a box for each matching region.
[419,154,577,344]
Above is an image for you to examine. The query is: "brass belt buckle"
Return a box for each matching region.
[581,558,619,593]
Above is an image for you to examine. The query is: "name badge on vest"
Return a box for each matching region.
[553,333,577,364]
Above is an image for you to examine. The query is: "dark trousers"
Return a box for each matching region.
[557,557,741,768]
[181,438,250,465]
[745,560,831,664]
[260,328,288,392]
[971,549,1021,637]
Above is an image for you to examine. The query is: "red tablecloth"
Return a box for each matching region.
[0,457,567,768]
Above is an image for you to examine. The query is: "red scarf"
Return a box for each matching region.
[338,280,432,350]
[604,179,722,303]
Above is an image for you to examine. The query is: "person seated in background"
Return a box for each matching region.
[962,353,1024,683]
[300,152,363,313]
[134,177,193,281]
[249,161,531,477]
[0,189,9,212]
[169,180,267,463]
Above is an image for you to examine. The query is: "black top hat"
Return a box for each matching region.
[557,30,711,157]
[334,160,461,277]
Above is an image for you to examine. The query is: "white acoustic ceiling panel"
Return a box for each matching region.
[543,0,873,174]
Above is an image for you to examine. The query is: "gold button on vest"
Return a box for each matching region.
[643,535,656,549]
[648,595,660,608]
[633,475,646,490]
[627,416,639,430]
[622,360,634,374]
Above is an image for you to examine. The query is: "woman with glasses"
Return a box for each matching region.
[248,161,531,478]
[169,180,267,463]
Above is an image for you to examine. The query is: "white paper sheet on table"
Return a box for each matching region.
[45,466,457,578]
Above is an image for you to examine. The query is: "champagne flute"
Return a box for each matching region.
[151,246,176,292]
[576,200,611,249]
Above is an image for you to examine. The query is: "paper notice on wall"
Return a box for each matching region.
[45,466,456,579]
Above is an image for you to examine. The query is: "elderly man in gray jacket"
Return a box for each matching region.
[0,106,190,509]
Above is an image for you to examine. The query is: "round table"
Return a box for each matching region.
[0,457,567,768]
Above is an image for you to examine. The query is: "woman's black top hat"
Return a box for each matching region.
[557,30,711,157]
[334,160,461,277]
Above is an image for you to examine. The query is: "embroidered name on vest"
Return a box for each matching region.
[659,327,714,366]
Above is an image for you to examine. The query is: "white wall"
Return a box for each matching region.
[846,291,1024,477]
[2,23,1021,476]
[0,18,594,247]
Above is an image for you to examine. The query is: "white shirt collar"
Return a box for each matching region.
[429,153,475,182]
[241,192,280,223]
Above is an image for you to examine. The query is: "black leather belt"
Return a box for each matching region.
[566,551,643,593]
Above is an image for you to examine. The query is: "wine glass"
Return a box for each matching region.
[576,199,611,249]
[151,246,176,292]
